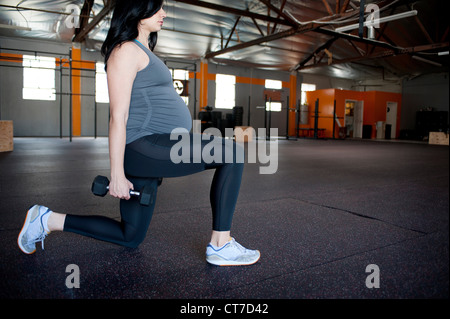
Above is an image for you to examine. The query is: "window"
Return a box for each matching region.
[22,55,56,100]
[265,79,282,111]
[345,100,355,116]
[172,69,189,81]
[215,74,235,109]
[95,62,109,103]
[301,83,316,105]
[265,79,282,90]
[266,101,282,112]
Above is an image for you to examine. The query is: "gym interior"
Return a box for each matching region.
[0,0,448,304]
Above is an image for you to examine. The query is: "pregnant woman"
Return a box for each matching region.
[18,0,260,267]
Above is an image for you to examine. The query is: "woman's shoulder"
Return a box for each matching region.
[111,40,140,56]
[108,41,148,71]
[110,41,142,61]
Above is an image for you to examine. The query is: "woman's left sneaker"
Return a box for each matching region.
[17,205,51,254]
[206,237,260,266]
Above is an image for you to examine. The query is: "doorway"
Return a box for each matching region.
[386,102,398,139]
[345,100,364,138]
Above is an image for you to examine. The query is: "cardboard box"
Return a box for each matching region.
[0,121,13,152]
[234,126,254,143]
[429,132,449,145]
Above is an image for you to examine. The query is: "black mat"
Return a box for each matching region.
[0,138,448,301]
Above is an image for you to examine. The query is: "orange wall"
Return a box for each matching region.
[288,74,297,137]
[71,46,82,136]
[305,89,402,139]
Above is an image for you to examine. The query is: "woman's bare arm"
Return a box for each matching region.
[106,42,145,199]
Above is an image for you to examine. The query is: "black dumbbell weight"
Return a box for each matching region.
[91,175,153,206]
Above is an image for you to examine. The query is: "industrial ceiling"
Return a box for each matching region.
[0,0,448,80]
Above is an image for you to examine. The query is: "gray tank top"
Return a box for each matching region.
[126,39,192,144]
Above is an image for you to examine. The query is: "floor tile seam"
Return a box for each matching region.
[234,196,438,237]
[290,198,429,235]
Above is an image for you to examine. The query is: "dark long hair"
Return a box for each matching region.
[101,0,164,68]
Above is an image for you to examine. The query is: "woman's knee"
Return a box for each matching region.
[121,224,147,248]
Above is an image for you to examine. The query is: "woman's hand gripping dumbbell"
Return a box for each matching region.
[91,175,152,206]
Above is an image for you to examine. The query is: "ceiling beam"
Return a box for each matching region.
[270,0,288,34]
[205,26,298,59]
[257,0,298,27]
[291,0,445,71]
[322,0,334,15]
[224,16,241,49]
[204,23,321,59]
[72,0,115,42]
[315,27,400,51]
[297,42,449,70]
[251,16,265,37]
[172,0,292,26]
[203,4,361,59]
[294,37,338,70]
[0,4,71,16]
[193,0,440,69]
[408,4,433,44]
[340,0,351,13]
[74,0,94,40]
[398,42,449,54]
[346,39,366,56]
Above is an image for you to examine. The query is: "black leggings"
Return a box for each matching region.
[63,133,244,248]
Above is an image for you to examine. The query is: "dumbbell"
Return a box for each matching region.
[91,175,153,206]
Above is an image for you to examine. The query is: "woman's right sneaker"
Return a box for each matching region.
[206,237,260,266]
[17,205,51,254]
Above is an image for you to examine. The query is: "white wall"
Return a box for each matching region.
[2,36,446,138]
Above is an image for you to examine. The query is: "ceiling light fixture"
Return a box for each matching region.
[335,10,417,33]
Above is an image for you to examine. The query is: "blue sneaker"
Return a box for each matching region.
[17,205,51,254]
[206,238,260,266]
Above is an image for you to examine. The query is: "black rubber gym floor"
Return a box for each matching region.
[0,137,448,301]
